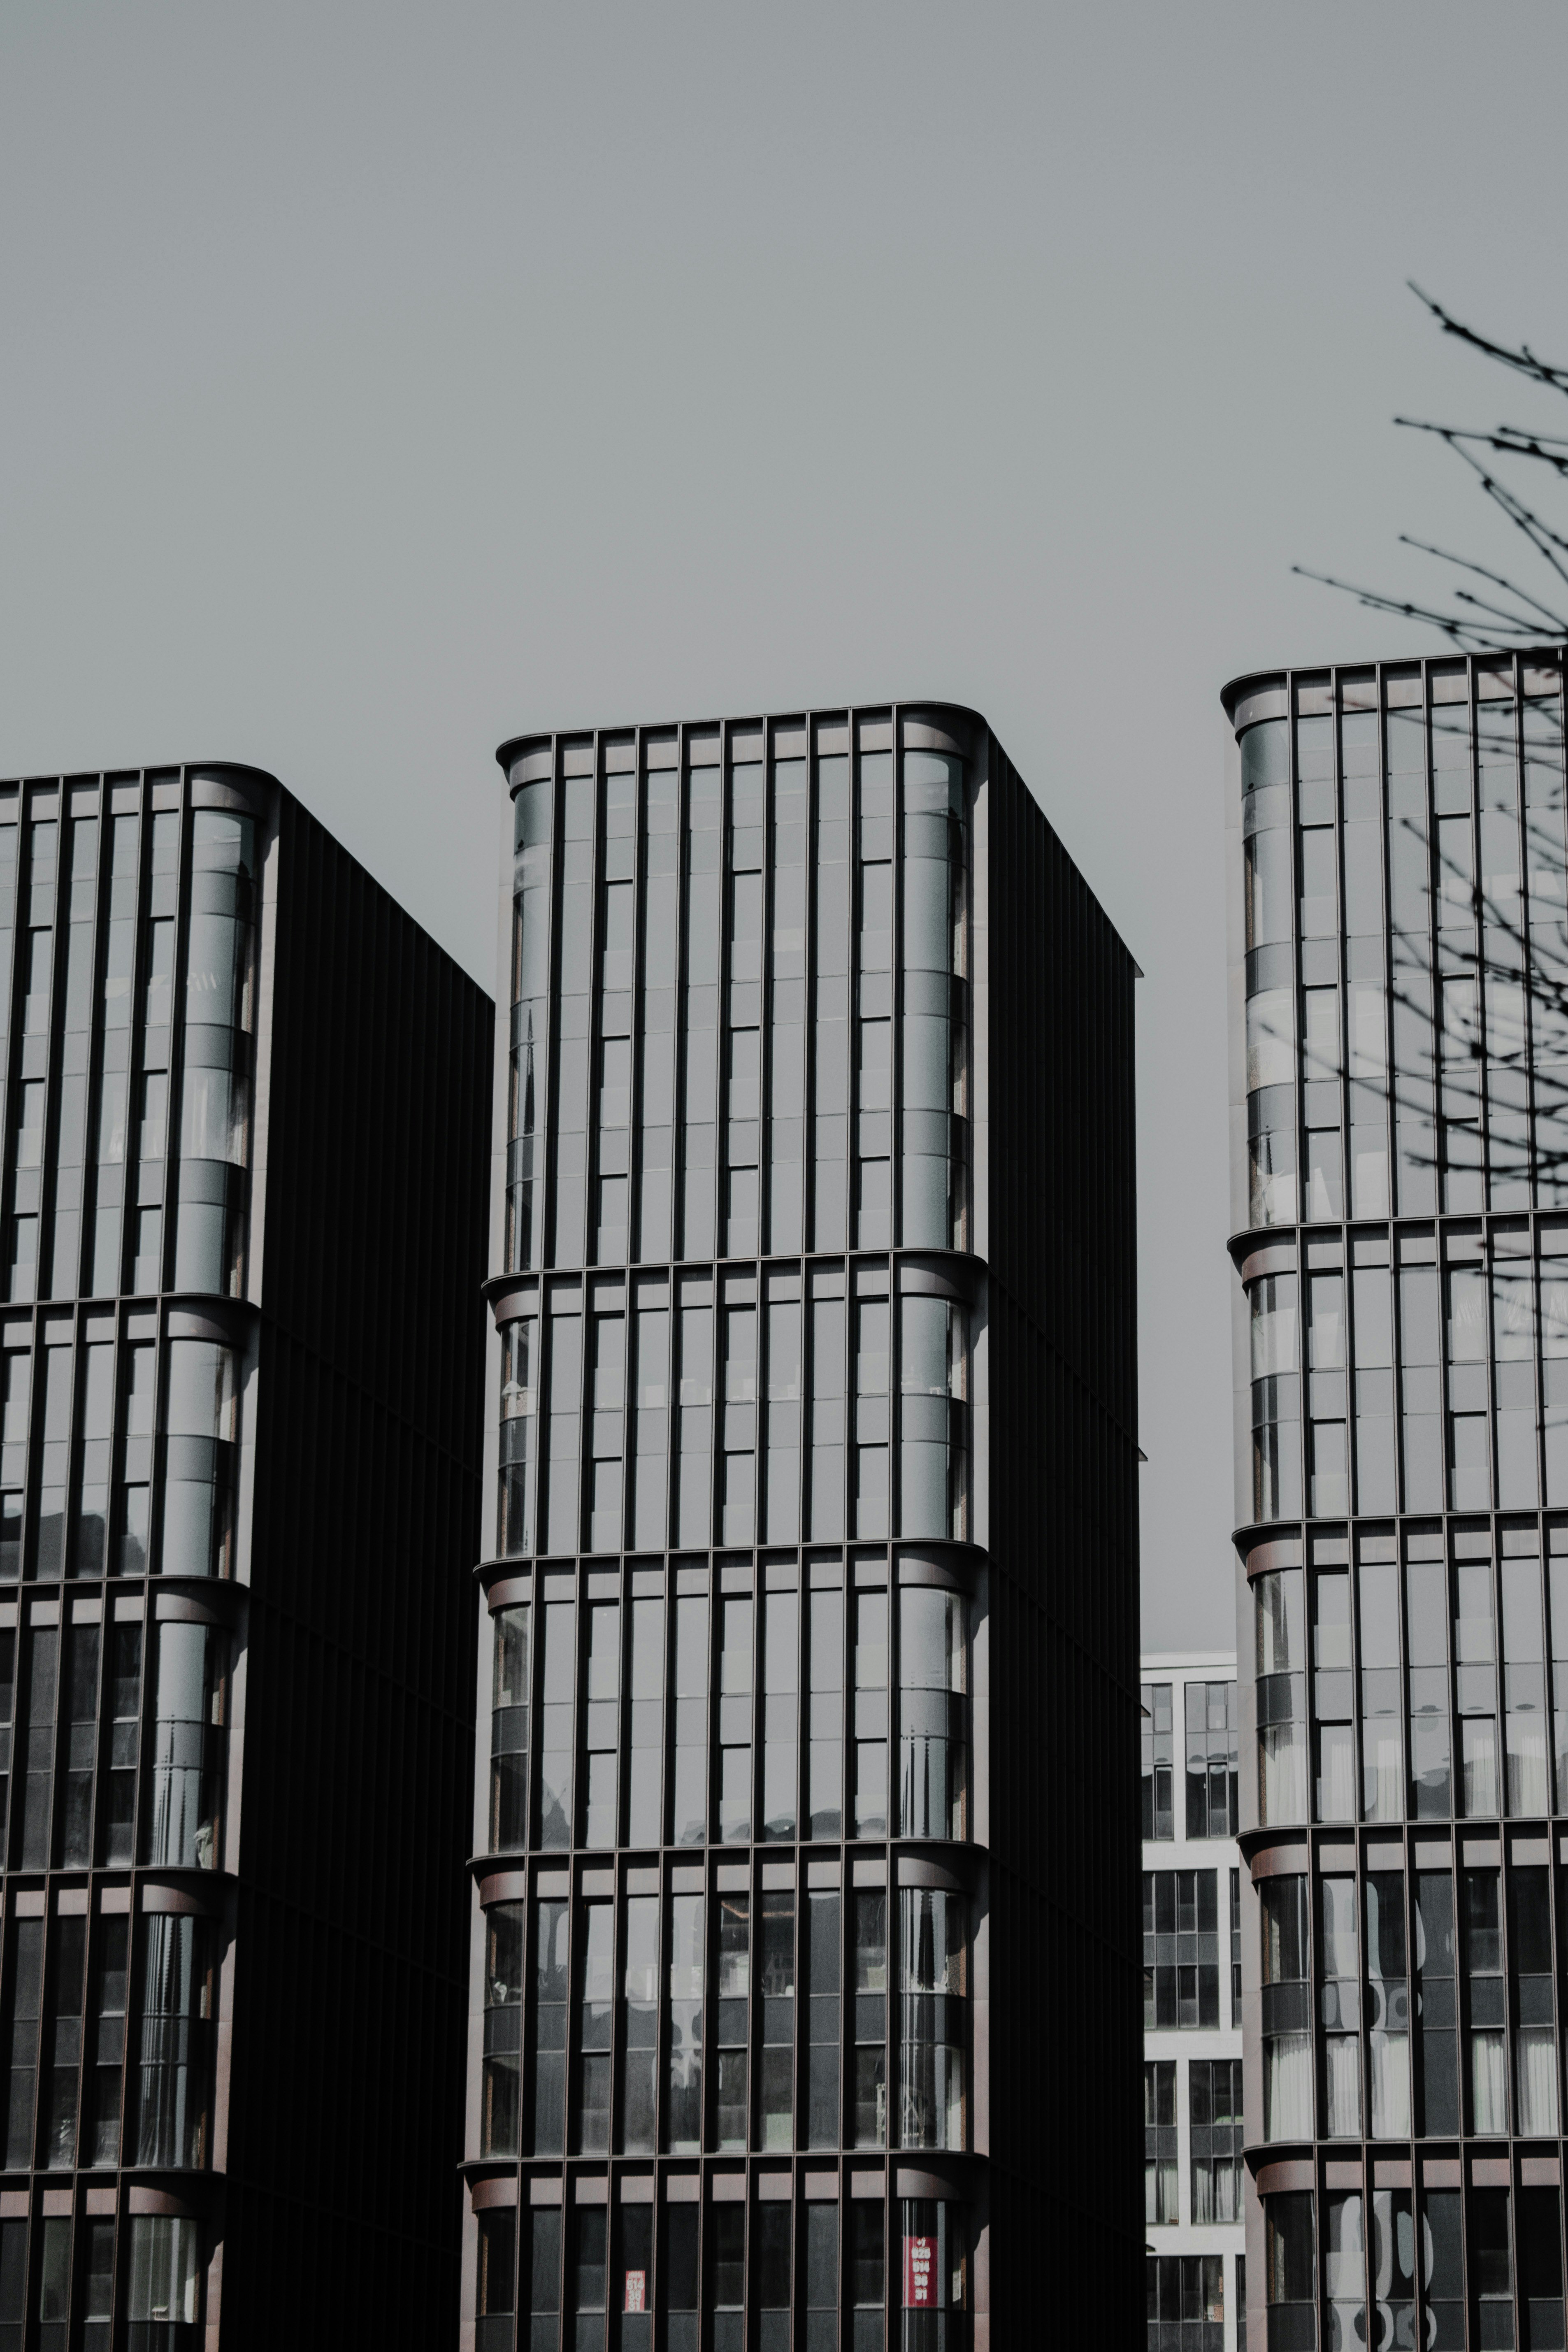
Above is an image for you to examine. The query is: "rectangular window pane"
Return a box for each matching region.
[620,1894,658,2157]
[762,1589,798,1843]
[530,1897,568,2157]
[665,1893,703,2154]
[625,1595,663,1851]
[538,1599,575,1849]
[808,1889,840,2152]
[853,1592,887,1838]
[808,1587,843,1840]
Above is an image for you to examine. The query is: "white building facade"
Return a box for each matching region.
[1144,1650,1249,2352]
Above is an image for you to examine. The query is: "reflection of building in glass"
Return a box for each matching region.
[463,706,1141,2349]
[0,763,492,2345]
[1143,1649,1246,2351]
[1226,652,1568,2352]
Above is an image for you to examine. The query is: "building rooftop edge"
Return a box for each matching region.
[493,701,992,776]
[1219,641,1568,723]
[0,760,495,1004]
[0,758,286,795]
[492,697,1143,972]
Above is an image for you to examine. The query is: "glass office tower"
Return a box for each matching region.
[462,706,1141,2350]
[0,762,491,2348]
[1225,649,1568,2352]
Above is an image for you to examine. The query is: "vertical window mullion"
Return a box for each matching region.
[757,730,774,1270]
[840,1262,852,1572]
[1467,673,1491,1200]
[803,717,819,1258]
[742,1580,758,1866]
[715,725,734,1288]
[704,1596,720,1934]
[652,1872,666,2166]
[542,755,567,1269]
[846,711,859,1257]
[558,1884,576,2166]
[891,704,904,1252]
[628,735,646,1268]
[7,799,58,1308]
[1533,1235,1549,1515]
[671,732,692,1269]
[1424,664,1443,1213]
[162,779,193,1301]
[537,1304,555,1570]
[1493,659,1531,1211]
[1508,654,1533,1187]
[535,747,561,1267]
[135,792,180,1298]
[606,1892,622,2162]
[885,1862,898,2159]
[1334,694,1347,1200]
[585,737,606,1274]
[80,785,110,1313]
[0,806,21,1302]
[1345,1240,1364,1524]
[710,748,733,1543]
[616,1583,634,1860]
[837,1868,850,2170]
[1287,671,1306,1216]
[839,1554,851,1869]
[574,1277,590,1559]
[527,1563,543,1862]
[1393,1246,1409,1520]
[107,791,145,1306]
[710,720,733,1292]
[35,805,62,1306]
[1420,684,1439,1208]
[1420,673,1447,1207]
[796,1570,807,1875]
[890,1288,901,1559]
[572,1566,588,1855]
[1375,675,1396,1209]
[1487,1249,1499,1513]
[662,1269,675,1549]
[660,1568,684,1845]
[40,812,67,1308]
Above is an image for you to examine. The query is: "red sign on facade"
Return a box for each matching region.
[624,2271,646,2314]
[904,2236,936,2308]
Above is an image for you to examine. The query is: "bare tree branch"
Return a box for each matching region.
[1409,283,1568,402]
[1396,419,1568,473]
[1289,565,1541,649]
[1391,540,1568,635]
[1285,291,1568,1188]
[1300,287,1568,650]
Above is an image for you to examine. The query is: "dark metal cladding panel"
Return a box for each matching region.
[225,788,492,2347]
[980,730,1142,2346]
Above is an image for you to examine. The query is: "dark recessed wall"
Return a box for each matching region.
[222,793,492,2347]
[980,731,1142,2347]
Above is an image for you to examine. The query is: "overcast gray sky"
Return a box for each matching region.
[3,4,1566,1650]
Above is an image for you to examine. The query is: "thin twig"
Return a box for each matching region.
[1391,539,1568,634]
[1299,288,1568,651]
[1409,283,1568,402]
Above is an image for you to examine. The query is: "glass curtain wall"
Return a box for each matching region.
[1230,653,1568,2352]
[479,714,979,2350]
[0,767,264,2347]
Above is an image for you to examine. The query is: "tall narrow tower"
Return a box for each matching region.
[462,704,1140,2350]
[1225,651,1568,2352]
[0,762,492,2348]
